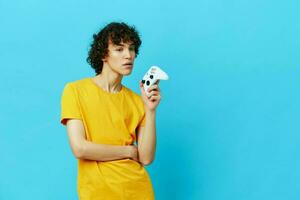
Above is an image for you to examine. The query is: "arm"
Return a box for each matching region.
[65,119,138,162]
[137,81,161,166]
[136,110,157,166]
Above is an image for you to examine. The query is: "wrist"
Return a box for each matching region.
[123,146,131,158]
[124,146,134,159]
[145,108,156,115]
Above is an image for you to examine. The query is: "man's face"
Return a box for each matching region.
[103,40,136,75]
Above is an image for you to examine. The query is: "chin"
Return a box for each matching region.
[123,72,132,76]
[122,69,133,76]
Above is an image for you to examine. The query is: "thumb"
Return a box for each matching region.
[139,81,145,95]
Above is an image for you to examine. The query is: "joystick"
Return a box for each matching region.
[141,66,169,97]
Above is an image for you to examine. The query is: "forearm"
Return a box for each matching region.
[78,141,130,161]
[138,110,157,165]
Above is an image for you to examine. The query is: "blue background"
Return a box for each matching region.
[1,0,300,199]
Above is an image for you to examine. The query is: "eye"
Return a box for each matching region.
[116,48,123,51]
[129,46,135,51]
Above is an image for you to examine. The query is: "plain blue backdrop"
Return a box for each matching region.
[1,0,300,199]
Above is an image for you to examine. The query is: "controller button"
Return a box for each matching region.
[142,80,145,84]
[146,81,150,86]
[150,75,153,79]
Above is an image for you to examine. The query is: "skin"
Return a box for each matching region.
[65,39,161,165]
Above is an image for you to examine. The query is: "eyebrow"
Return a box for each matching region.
[115,43,135,47]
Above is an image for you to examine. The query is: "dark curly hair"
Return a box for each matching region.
[86,22,142,75]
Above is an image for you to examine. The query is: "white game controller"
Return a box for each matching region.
[142,66,169,97]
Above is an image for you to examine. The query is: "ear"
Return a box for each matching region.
[102,54,108,62]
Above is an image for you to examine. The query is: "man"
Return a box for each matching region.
[60,22,161,199]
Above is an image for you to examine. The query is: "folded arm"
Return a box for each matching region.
[65,119,138,162]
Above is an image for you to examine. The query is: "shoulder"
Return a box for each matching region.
[122,86,144,107]
[61,78,92,99]
[123,86,141,99]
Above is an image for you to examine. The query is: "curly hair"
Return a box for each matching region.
[86,22,142,75]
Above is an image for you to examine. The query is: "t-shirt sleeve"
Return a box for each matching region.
[60,83,82,126]
[137,96,146,127]
[139,111,146,127]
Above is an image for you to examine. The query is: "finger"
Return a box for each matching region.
[139,81,147,96]
[148,90,160,95]
[154,84,160,92]
[149,95,161,101]
[150,97,160,102]
[148,91,160,97]
[147,84,160,92]
[139,80,144,89]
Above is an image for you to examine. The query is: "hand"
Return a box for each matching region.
[139,80,162,112]
[127,145,139,162]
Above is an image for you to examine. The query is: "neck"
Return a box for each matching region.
[93,65,123,93]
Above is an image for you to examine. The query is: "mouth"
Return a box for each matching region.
[123,62,133,67]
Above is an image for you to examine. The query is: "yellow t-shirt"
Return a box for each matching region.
[60,77,155,200]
